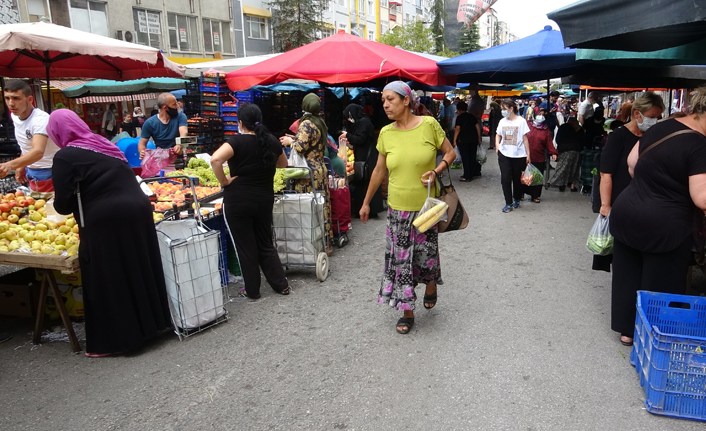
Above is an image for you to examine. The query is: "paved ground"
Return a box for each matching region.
[1,137,704,430]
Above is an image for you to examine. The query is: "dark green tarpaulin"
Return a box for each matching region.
[63,78,187,98]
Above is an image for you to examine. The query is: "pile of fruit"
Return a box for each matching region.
[339,146,355,176]
[147,181,221,212]
[0,191,79,256]
[274,169,286,193]
[165,157,229,187]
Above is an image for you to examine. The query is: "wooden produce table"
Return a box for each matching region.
[0,252,81,352]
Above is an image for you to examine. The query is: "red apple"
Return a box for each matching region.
[7,202,15,208]
[25,198,35,206]
[15,190,24,197]
[0,203,10,213]
[17,200,28,208]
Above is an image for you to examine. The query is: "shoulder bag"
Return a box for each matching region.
[354,142,373,181]
[436,161,469,233]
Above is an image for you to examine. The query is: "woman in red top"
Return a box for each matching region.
[524,108,558,203]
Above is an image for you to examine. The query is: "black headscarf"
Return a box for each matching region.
[343,104,365,129]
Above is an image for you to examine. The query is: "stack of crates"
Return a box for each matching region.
[200,72,229,118]
[630,291,706,422]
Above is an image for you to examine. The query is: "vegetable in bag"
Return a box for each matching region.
[586,214,614,255]
[412,182,448,233]
[476,145,487,164]
[521,164,544,186]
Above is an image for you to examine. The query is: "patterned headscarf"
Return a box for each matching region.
[383,81,419,110]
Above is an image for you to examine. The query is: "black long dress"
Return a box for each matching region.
[345,115,384,217]
[52,147,172,354]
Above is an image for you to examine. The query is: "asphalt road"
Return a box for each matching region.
[1,137,704,430]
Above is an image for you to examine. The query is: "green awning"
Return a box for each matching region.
[576,38,706,67]
[63,78,188,98]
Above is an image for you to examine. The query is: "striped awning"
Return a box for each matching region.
[75,93,159,105]
[40,79,92,90]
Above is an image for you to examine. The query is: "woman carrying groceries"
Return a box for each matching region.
[47,109,172,357]
[360,81,456,335]
[552,116,584,191]
[211,104,289,299]
[280,93,334,255]
[453,101,482,182]
[609,87,706,347]
[524,107,557,203]
[496,99,531,213]
[340,103,384,217]
[599,92,665,218]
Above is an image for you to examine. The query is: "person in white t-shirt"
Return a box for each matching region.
[578,92,597,126]
[1,79,60,192]
[495,98,531,213]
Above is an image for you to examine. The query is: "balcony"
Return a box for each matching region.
[389,13,396,22]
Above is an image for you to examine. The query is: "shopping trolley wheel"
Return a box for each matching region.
[316,252,329,282]
[337,234,348,248]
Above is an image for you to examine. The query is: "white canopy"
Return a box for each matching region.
[184,54,282,78]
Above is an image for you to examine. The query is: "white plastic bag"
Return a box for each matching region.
[288,148,308,168]
[476,145,487,164]
[586,214,614,255]
[412,181,448,233]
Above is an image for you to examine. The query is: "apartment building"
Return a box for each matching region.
[14,0,236,59]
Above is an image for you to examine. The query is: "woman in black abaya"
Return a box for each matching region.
[340,104,384,217]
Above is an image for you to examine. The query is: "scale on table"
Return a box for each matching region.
[175,136,198,147]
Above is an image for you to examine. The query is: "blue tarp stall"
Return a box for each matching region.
[437,26,581,84]
[548,0,706,52]
[63,78,188,98]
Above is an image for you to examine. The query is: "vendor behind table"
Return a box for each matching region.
[138,92,187,159]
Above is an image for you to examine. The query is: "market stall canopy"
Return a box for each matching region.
[0,22,185,80]
[225,31,454,91]
[437,26,581,84]
[548,0,706,52]
[575,38,706,67]
[62,78,188,98]
[561,65,706,89]
[184,54,281,78]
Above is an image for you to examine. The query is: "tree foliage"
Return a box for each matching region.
[457,22,481,54]
[269,0,327,52]
[437,48,460,58]
[378,21,434,53]
[430,0,445,53]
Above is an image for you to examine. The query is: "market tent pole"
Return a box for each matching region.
[43,51,51,113]
[668,88,673,114]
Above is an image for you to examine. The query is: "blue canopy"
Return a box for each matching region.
[438,26,580,84]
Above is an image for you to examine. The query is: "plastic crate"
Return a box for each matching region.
[200,84,227,93]
[223,125,238,132]
[220,105,238,112]
[629,291,706,422]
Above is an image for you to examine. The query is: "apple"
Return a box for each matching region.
[25,198,34,206]
[10,207,22,216]
[15,191,24,197]
[5,193,15,200]
[17,218,27,225]
[7,214,18,224]
[17,200,28,208]
[72,225,79,234]
[29,212,42,222]
[0,203,10,213]
[34,199,45,209]
[65,218,76,228]
[1,213,8,220]
[59,225,71,234]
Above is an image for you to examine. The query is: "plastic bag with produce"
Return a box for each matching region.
[521,163,544,186]
[476,145,487,165]
[586,214,614,256]
[412,182,448,233]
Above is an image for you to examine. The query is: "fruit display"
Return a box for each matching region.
[0,191,79,256]
[165,157,229,187]
[274,169,286,193]
[345,148,354,176]
[146,181,221,211]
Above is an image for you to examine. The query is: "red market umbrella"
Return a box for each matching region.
[0,22,185,111]
[226,31,454,91]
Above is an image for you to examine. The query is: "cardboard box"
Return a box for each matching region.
[0,268,40,318]
[36,270,84,318]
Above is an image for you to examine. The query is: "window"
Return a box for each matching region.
[69,1,108,36]
[203,19,232,54]
[381,22,388,34]
[337,0,345,6]
[320,29,333,39]
[380,0,388,7]
[406,13,410,23]
[133,8,161,48]
[246,16,267,40]
[359,0,364,13]
[368,0,373,13]
[368,30,374,41]
[168,13,199,52]
[27,0,48,22]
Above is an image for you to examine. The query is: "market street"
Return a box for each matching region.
[0,138,703,431]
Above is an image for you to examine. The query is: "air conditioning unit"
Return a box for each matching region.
[116,30,136,43]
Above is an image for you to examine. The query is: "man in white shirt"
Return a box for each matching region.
[578,92,597,126]
[1,80,60,192]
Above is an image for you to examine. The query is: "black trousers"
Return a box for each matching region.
[498,152,526,205]
[523,161,546,200]
[457,142,480,179]
[224,199,288,298]
[611,237,692,336]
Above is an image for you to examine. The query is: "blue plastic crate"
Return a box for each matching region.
[220,105,238,112]
[200,84,227,93]
[630,291,706,422]
[223,125,238,131]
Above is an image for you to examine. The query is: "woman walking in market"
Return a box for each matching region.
[552,116,584,192]
[339,103,384,217]
[280,93,334,255]
[609,87,706,347]
[47,109,172,357]
[453,100,481,182]
[211,104,290,299]
[360,81,456,334]
[524,107,557,203]
[495,99,531,212]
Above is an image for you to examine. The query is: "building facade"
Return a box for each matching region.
[15,0,236,59]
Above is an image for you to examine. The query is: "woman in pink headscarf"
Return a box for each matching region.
[47,109,172,357]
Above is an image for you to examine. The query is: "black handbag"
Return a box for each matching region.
[354,144,373,181]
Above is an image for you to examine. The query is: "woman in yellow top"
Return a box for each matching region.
[280,93,333,254]
[360,81,456,334]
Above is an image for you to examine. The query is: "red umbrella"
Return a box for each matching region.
[226,31,454,90]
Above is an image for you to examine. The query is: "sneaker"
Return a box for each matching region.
[513,199,520,209]
[502,204,513,213]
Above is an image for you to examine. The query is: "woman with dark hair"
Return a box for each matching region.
[280,93,334,254]
[211,104,290,299]
[524,107,557,203]
[340,103,384,217]
[495,98,531,213]
[553,116,584,192]
[361,81,456,334]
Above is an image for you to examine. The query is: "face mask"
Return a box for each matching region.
[535,115,545,124]
[348,117,355,124]
[501,110,510,119]
[638,112,659,132]
[167,107,179,119]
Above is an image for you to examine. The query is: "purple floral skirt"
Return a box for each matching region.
[378,208,443,311]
